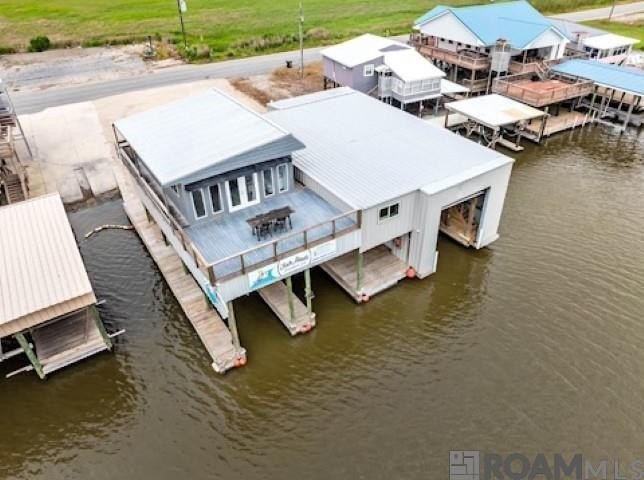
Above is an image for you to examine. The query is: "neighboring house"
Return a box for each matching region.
[411,1,569,90]
[321,34,452,109]
[549,18,639,65]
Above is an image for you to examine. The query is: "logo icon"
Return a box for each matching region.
[449,451,479,480]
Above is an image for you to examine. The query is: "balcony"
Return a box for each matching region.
[492,73,594,108]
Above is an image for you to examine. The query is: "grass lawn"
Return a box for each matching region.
[584,19,644,50]
[0,0,638,59]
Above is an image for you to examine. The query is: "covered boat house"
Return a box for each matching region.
[0,193,115,379]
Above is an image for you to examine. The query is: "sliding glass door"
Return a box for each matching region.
[226,173,259,212]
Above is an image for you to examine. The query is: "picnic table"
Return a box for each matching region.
[246,206,295,241]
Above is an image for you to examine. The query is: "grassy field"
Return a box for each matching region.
[0,0,637,59]
[584,19,644,50]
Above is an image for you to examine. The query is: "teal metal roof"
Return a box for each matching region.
[414,0,564,48]
[552,60,644,96]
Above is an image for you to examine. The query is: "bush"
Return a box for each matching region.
[0,46,16,55]
[28,35,51,52]
[180,43,212,62]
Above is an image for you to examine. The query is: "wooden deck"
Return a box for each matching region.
[114,158,244,373]
[321,245,408,303]
[31,309,110,375]
[493,77,594,108]
[259,280,315,336]
[525,111,592,138]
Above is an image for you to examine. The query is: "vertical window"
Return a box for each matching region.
[209,184,222,214]
[364,64,374,77]
[277,164,289,193]
[228,179,241,208]
[245,174,257,202]
[263,168,274,196]
[191,189,206,219]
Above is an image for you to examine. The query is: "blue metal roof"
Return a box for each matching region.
[552,60,644,96]
[414,0,563,48]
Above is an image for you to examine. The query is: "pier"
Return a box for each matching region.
[259,275,315,335]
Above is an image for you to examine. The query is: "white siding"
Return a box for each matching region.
[410,163,513,277]
[360,192,418,252]
[297,170,353,213]
[419,12,485,47]
[525,28,568,59]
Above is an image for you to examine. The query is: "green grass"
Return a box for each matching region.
[0,0,637,59]
[584,19,644,50]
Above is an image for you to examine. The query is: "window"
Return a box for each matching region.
[263,168,274,196]
[277,164,289,193]
[191,189,207,219]
[209,184,222,214]
[226,173,260,212]
[378,203,400,222]
[364,64,374,77]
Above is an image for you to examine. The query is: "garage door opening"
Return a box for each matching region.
[440,190,486,247]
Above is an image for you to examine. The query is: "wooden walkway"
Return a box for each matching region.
[259,281,315,336]
[113,159,244,373]
[321,245,408,303]
[525,111,591,138]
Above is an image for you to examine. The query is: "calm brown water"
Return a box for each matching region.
[1,125,643,479]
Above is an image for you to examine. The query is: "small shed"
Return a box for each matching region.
[0,193,114,379]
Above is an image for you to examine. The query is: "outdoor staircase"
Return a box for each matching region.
[3,173,26,203]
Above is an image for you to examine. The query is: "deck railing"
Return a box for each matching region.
[492,74,594,107]
[461,77,488,93]
[118,143,361,286]
[208,209,361,283]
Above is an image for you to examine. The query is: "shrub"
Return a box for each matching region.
[28,35,51,52]
[180,43,212,62]
[0,46,16,55]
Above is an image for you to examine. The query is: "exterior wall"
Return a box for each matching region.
[323,57,357,88]
[216,229,362,302]
[360,192,418,252]
[418,12,485,47]
[351,59,383,94]
[296,169,353,212]
[410,162,513,278]
[525,28,568,59]
[177,160,295,225]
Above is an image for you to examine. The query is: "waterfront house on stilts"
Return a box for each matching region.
[114,87,514,371]
[0,193,117,379]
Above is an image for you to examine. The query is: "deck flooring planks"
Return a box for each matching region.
[259,281,315,336]
[525,111,591,137]
[321,245,408,302]
[113,157,243,373]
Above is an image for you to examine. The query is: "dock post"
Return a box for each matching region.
[356,250,364,294]
[226,301,241,351]
[91,305,113,350]
[14,333,45,380]
[286,276,296,322]
[304,269,313,315]
[621,100,635,133]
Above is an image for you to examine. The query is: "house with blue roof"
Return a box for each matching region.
[411,0,569,92]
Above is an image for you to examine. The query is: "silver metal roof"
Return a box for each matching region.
[0,193,96,337]
[114,89,304,186]
[267,88,513,209]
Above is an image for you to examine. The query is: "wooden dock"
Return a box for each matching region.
[525,111,592,138]
[113,160,244,373]
[259,280,315,336]
[321,245,408,303]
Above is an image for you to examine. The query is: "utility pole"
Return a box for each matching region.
[608,0,617,21]
[299,0,304,80]
[177,0,188,48]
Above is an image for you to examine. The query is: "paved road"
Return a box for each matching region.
[11,1,644,114]
[550,0,644,21]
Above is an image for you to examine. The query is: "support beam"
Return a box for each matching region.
[356,250,364,293]
[91,305,113,350]
[227,301,241,351]
[286,276,295,322]
[621,99,635,133]
[304,269,313,315]
[14,333,45,380]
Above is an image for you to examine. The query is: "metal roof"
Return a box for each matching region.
[266,88,512,209]
[552,60,644,96]
[584,33,640,50]
[114,89,304,186]
[547,18,607,42]
[0,193,96,337]
[321,34,444,81]
[415,0,566,48]
[445,94,545,128]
